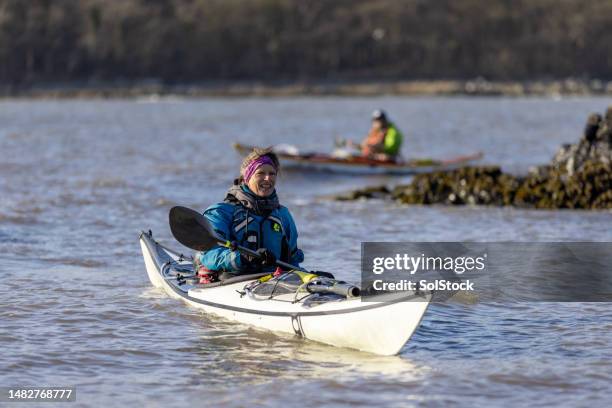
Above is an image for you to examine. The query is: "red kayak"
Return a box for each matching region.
[233,142,483,175]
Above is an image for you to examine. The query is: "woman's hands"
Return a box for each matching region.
[255,248,276,267]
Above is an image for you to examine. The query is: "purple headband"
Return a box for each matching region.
[243,155,277,183]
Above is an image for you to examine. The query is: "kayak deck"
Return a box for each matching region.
[140,231,431,355]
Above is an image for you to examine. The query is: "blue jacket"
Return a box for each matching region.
[198,198,304,273]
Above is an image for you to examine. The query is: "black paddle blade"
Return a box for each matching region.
[169,206,222,251]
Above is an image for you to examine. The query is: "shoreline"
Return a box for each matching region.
[2,78,612,99]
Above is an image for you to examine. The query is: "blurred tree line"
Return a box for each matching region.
[1,0,611,85]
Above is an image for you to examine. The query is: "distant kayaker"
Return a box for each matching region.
[195,148,304,282]
[338,110,403,160]
[360,109,403,161]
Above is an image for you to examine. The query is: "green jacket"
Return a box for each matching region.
[383,124,403,156]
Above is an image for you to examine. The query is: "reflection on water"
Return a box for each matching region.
[1,97,611,407]
[190,328,428,385]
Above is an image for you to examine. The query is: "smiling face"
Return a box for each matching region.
[247,164,277,197]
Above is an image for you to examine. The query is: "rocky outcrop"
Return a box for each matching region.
[516,161,611,209]
[390,166,518,206]
[337,161,611,209]
[550,107,612,175]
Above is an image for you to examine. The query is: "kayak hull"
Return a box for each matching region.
[233,142,483,175]
[140,231,430,355]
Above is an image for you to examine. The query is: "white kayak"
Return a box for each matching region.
[140,231,431,355]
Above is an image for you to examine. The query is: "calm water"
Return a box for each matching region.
[1,97,611,407]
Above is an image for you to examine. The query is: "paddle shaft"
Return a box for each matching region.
[220,239,306,272]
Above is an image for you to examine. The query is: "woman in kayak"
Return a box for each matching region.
[195,148,304,282]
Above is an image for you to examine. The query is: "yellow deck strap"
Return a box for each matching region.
[292,271,318,283]
[258,274,274,283]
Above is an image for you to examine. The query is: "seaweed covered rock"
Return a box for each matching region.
[516,161,611,209]
[335,160,611,209]
[391,166,520,206]
[335,185,390,201]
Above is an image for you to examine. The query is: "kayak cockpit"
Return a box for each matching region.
[142,231,360,306]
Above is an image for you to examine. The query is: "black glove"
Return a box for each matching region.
[255,248,276,267]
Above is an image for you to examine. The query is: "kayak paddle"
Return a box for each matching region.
[168,206,220,252]
[168,206,302,271]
